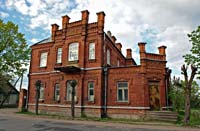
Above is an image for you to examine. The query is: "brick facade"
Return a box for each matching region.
[27,10,170,119]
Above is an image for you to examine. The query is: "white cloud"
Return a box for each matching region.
[30,38,39,43]
[4,0,200,84]
[0,12,9,18]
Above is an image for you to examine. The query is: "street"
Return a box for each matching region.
[0,115,165,131]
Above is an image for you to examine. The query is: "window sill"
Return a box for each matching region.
[87,100,95,104]
[68,60,79,64]
[88,59,96,62]
[55,63,62,66]
[116,101,130,105]
[39,99,44,102]
[39,66,47,69]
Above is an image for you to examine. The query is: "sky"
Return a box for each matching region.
[0,0,200,89]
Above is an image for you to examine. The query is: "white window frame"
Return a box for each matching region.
[66,81,77,101]
[68,43,79,61]
[89,43,95,60]
[39,83,44,100]
[54,83,60,101]
[107,49,110,65]
[40,52,48,67]
[117,82,128,102]
[57,48,62,63]
[88,82,94,101]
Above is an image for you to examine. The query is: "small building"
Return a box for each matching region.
[0,82,19,107]
[27,10,171,119]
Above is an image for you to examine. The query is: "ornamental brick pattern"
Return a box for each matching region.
[27,10,171,119]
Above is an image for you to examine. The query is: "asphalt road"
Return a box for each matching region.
[0,115,167,131]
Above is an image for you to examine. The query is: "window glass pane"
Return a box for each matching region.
[55,84,60,100]
[66,81,77,101]
[57,48,62,63]
[39,83,44,99]
[88,82,94,101]
[118,89,122,101]
[117,82,128,102]
[68,43,78,61]
[117,59,120,67]
[40,52,48,67]
[124,89,128,101]
[107,49,110,65]
[89,43,95,59]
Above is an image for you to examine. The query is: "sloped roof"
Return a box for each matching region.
[31,37,52,46]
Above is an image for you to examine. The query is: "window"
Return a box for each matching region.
[117,59,120,67]
[89,43,95,60]
[107,49,110,65]
[68,43,78,61]
[66,81,77,101]
[54,83,60,101]
[40,52,48,67]
[57,48,62,63]
[39,83,44,100]
[88,82,94,101]
[117,82,128,102]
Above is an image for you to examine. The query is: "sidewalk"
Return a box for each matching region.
[0,108,199,131]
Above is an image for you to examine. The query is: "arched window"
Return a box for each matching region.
[68,43,78,61]
[66,81,77,101]
[54,83,60,101]
[39,82,44,100]
[107,49,110,65]
[57,48,62,63]
[89,43,95,60]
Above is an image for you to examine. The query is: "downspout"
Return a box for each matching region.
[103,66,108,117]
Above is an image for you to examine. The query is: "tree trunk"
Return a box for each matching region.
[71,86,75,119]
[184,88,191,125]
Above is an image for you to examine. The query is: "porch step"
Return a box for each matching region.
[145,111,178,122]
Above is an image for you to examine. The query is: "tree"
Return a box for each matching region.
[0,19,30,106]
[181,65,197,125]
[182,26,200,125]
[0,19,30,79]
[184,26,200,79]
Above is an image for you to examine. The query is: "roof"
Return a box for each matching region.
[31,37,52,46]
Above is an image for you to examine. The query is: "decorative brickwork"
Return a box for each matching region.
[28,10,170,119]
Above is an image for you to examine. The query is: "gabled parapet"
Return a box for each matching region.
[50,10,105,41]
[138,42,167,62]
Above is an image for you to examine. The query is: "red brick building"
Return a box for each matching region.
[28,10,171,119]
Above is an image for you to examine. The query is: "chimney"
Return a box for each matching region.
[116,43,122,52]
[138,42,146,53]
[51,24,59,41]
[107,31,112,38]
[81,10,89,24]
[96,11,105,28]
[62,15,70,29]
[126,48,132,58]
[111,36,116,43]
[158,46,167,55]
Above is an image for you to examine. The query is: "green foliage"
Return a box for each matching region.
[169,77,200,111]
[183,26,200,78]
[169,77,185,111]
[0,19,30,79]
[177,109,200,126]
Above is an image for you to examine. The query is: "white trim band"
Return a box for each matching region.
[28,103,150,110]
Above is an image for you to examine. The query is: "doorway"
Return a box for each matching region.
[149,82,160,110]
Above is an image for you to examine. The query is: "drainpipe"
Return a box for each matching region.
[103,66,108,117]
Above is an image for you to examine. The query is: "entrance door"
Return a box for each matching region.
[149,82,160,110]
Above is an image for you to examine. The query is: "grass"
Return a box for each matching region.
[177,109,200,127]
[16,111,175,126]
